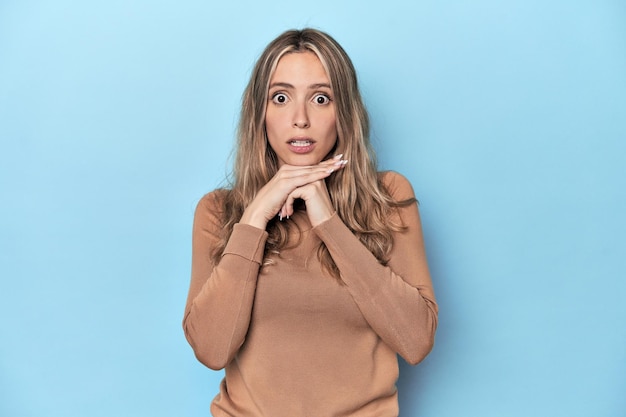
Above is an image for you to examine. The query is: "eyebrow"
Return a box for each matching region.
[269,82,332,90]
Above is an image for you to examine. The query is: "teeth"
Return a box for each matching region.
[290,140,312,147]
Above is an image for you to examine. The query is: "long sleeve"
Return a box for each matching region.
[312,171,438,364]
[182,191,268,370]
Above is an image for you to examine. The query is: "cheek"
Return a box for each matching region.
[323,113,338,138]
[264,112,280,141]
[266,110,289,133]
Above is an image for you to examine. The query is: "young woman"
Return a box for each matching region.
[183,28,438,416]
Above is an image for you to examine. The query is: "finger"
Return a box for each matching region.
[275,167,335,188]
[292,159,348,176]
[284,180,335,227]
[280,202,291,219]
[271,161,348,203]
[283,194,296,219]
[281,162,347,192]
[278,200,295,220]
[280,154,344,171]
[319,153,344,165]
[312,154,346,169]
[325,159,348,174]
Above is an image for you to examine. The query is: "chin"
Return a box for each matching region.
[286,156,322,166]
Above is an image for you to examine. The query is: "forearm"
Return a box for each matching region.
[183,253,261,369]
[313,213,438,364]
[183,205,268,369]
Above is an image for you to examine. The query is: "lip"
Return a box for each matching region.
[287,137,316,154]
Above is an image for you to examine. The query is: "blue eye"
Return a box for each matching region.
[272,93,288,104]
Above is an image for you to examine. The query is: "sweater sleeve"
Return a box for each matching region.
[312,172,438,365]
[182,191,268,370]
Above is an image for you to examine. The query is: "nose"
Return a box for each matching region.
[292,102,309,128]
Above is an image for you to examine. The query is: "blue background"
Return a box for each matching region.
[1,1,625,416]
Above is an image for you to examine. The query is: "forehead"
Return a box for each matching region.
[270,51,330,84]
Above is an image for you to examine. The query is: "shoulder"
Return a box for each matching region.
[378,170,416,201]
[194,188,230,229]
[196,188,229,212]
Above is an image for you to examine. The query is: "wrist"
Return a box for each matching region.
[309,209,335,228]
[240,208,269,230]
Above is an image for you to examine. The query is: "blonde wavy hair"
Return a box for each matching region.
[212,28,414,279]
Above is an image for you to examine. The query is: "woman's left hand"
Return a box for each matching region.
[278,160,347,227]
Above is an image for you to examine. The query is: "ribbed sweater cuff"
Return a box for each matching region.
[223,223,268,264]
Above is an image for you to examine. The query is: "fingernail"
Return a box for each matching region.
[279,214,283,221]
[333,154,343,160]
[327,168,335,173]
[341,159,348,165]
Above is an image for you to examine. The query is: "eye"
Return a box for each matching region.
[271,93,288,104]
[313,94,331,105]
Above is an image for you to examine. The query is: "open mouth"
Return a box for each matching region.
[289,139,314,147]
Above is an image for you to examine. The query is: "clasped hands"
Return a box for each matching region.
[239,155,348,230]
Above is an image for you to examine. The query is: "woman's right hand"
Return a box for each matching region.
[239,155,346,230]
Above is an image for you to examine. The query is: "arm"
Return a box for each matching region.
[182,191,268,370]
[312,172,438,364]
[183,159,345,370]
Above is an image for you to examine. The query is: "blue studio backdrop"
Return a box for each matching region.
[1,1,625,416]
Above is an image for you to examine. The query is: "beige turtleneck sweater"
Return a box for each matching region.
[183,171,438,417]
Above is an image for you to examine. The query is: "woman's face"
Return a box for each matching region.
[265,51,338,167]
